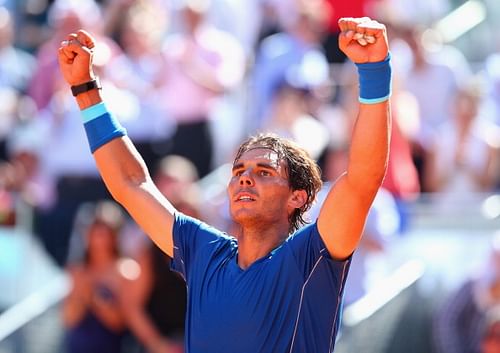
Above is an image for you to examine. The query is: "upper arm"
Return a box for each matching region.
[317,101,390,260]
[317,175,375,260]
[94,137,176,257]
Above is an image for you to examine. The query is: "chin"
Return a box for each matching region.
[230,208,259,224]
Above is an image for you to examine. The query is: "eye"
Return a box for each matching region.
[233,170,243,177]
[259,170,271,177]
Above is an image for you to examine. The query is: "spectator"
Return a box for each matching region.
[0,6,36,93]
[28,0,121,111]
[124,242,187,353]
[105,0,175,173]
[398,26,465,190]
[252,0,330,130]
[63,201,130,353]
[263,77,330,161]
[424,79,497,197]
[155,0,245,177]
[433,232,500,353]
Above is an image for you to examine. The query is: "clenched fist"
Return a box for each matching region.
[338,17,389,64]
[58,30,97,86]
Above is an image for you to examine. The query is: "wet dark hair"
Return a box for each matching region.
[234,133,323,233]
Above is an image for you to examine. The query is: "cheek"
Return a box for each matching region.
[261,184,292,203]
[227,179,237,194]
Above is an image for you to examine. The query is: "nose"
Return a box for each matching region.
[239,170,254,186]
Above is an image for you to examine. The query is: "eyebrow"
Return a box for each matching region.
[232,162,279,172]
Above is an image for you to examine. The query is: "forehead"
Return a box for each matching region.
[234,147,284,167]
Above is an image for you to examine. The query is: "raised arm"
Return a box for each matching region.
[317,18,391,260]
[57,30,176,257]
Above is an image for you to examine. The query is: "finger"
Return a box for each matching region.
[364,35,376,44]
[339,17,371,32]
[338,30,355,51]
[358,20,386,38]
[76,29,96,50]
[61,38,93,57]
[353,32,364,40]
[357,37,368,46]
[67,33,80,45]
[61,34,80,48]
[353,32,367,46]
[338,17,360,32]
[58,46,75,63]
[345,18,359,32]
[353,31,376,45]
[57,47,70,64]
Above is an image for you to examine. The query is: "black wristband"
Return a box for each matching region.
[71,77,102,97]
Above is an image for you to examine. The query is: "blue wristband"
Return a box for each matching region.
[355,53,392,104]
[81,103,127,153]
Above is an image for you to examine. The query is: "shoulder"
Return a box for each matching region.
[287,221,320,240]
[174,212,236,244]
[284,221,325,252]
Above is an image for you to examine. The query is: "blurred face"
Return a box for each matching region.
[228,148,293,229]
[54,10,83,34]
[183,7,203,33]
[87,223,116,258]
[0,9,13,49]
[274,87,307,121]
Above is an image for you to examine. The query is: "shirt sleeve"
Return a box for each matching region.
[285,222,352,280]
[170,212,229,281]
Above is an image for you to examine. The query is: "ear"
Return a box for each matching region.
[288,189,308,210]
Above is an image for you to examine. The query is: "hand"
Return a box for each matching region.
[58,30,97,86]
[338,17,389,64]
[69,268,93,306]
[149,337,182,353]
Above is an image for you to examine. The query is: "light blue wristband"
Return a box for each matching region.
[81,102,109,123]
[355,53,392,104]
[80,103,127,153]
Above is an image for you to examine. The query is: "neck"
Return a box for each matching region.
[236,222,290,269]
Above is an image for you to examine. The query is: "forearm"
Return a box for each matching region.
[347,101,391,194]
[92,300,125,332]
[73,86,151,200]
[94,138,176,256]
[93,137,150,202]
[63,296,88,328]
[74,87,151,206]
[345,47,392,195]
[75,87,102,110]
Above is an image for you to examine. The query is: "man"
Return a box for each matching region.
[57,16,391,353]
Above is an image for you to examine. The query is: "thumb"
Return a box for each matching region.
[65,40,93,58]
[338,30,355,51]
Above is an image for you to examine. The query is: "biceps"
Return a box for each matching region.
[317,176,372,259]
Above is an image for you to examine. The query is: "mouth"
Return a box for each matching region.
[234,192,257,202]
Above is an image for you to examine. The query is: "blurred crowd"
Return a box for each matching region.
[0,0,500,352]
